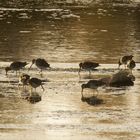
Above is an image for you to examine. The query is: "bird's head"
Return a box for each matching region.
[129,55,134,59]
[23,62,28,66]
[81,84,89,92]
[81,96,86,102]
[22,73,30,79]
[79,62,83,68]
[97,63,100,67]
[32,59,36,64]
[81,84,87,89]
[128,74,135,81]
[25,62,28,65]
[48,63,51,68]
[5,67,11,75]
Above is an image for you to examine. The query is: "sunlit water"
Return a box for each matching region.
[0,4,140,140]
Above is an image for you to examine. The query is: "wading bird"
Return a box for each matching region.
[81,70,135,97]
[127,59,136,72]
[28,58,50,74]
[5,61,28,75]
[19,73,30,90]
[118,55,133,69]
[78,61,99,78]
[81,79,104,97]
[28,77,45,93]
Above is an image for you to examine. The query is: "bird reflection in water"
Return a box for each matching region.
[81,95,104,106]
[78,61,99,79]
[28,58,50,77]
[25,93,42,104]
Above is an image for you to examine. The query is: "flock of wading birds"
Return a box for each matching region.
[4,55,136,103]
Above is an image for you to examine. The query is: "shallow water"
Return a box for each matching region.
[0,5,140,140]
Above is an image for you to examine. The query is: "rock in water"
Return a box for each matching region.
[109,70,135,87]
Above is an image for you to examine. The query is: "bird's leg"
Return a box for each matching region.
[95,89,99,97]
[30,86,33,96]
[89,70,91,77]
[39,69,42,73]
[24,85,26,91]
[18,83,20,90]
[78,68,81,80]
[81,88,84,97]
[25,85,28,92]
[129,69,133,74]
[7,75,11,85]
[18,70,21,76]
[124,64,127,69]
[23,85,27,91]
[16,71,17,76]
[39,69,43,77]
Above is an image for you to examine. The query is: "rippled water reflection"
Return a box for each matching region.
[0,6,140,63]
[0,5,140,140]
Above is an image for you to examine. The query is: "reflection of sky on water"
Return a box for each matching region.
[0,7,139,63]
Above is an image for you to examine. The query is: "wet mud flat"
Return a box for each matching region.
[0,62,140,140]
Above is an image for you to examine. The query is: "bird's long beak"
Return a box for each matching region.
[78,68,81,79]
[41,84,45,91]
[5,71,8,76]
[48,66,51,70]
[28,63,33,71]
[81,88,84,97]
[118,64,120,69]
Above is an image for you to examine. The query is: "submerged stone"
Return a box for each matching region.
[109,70,135,87]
